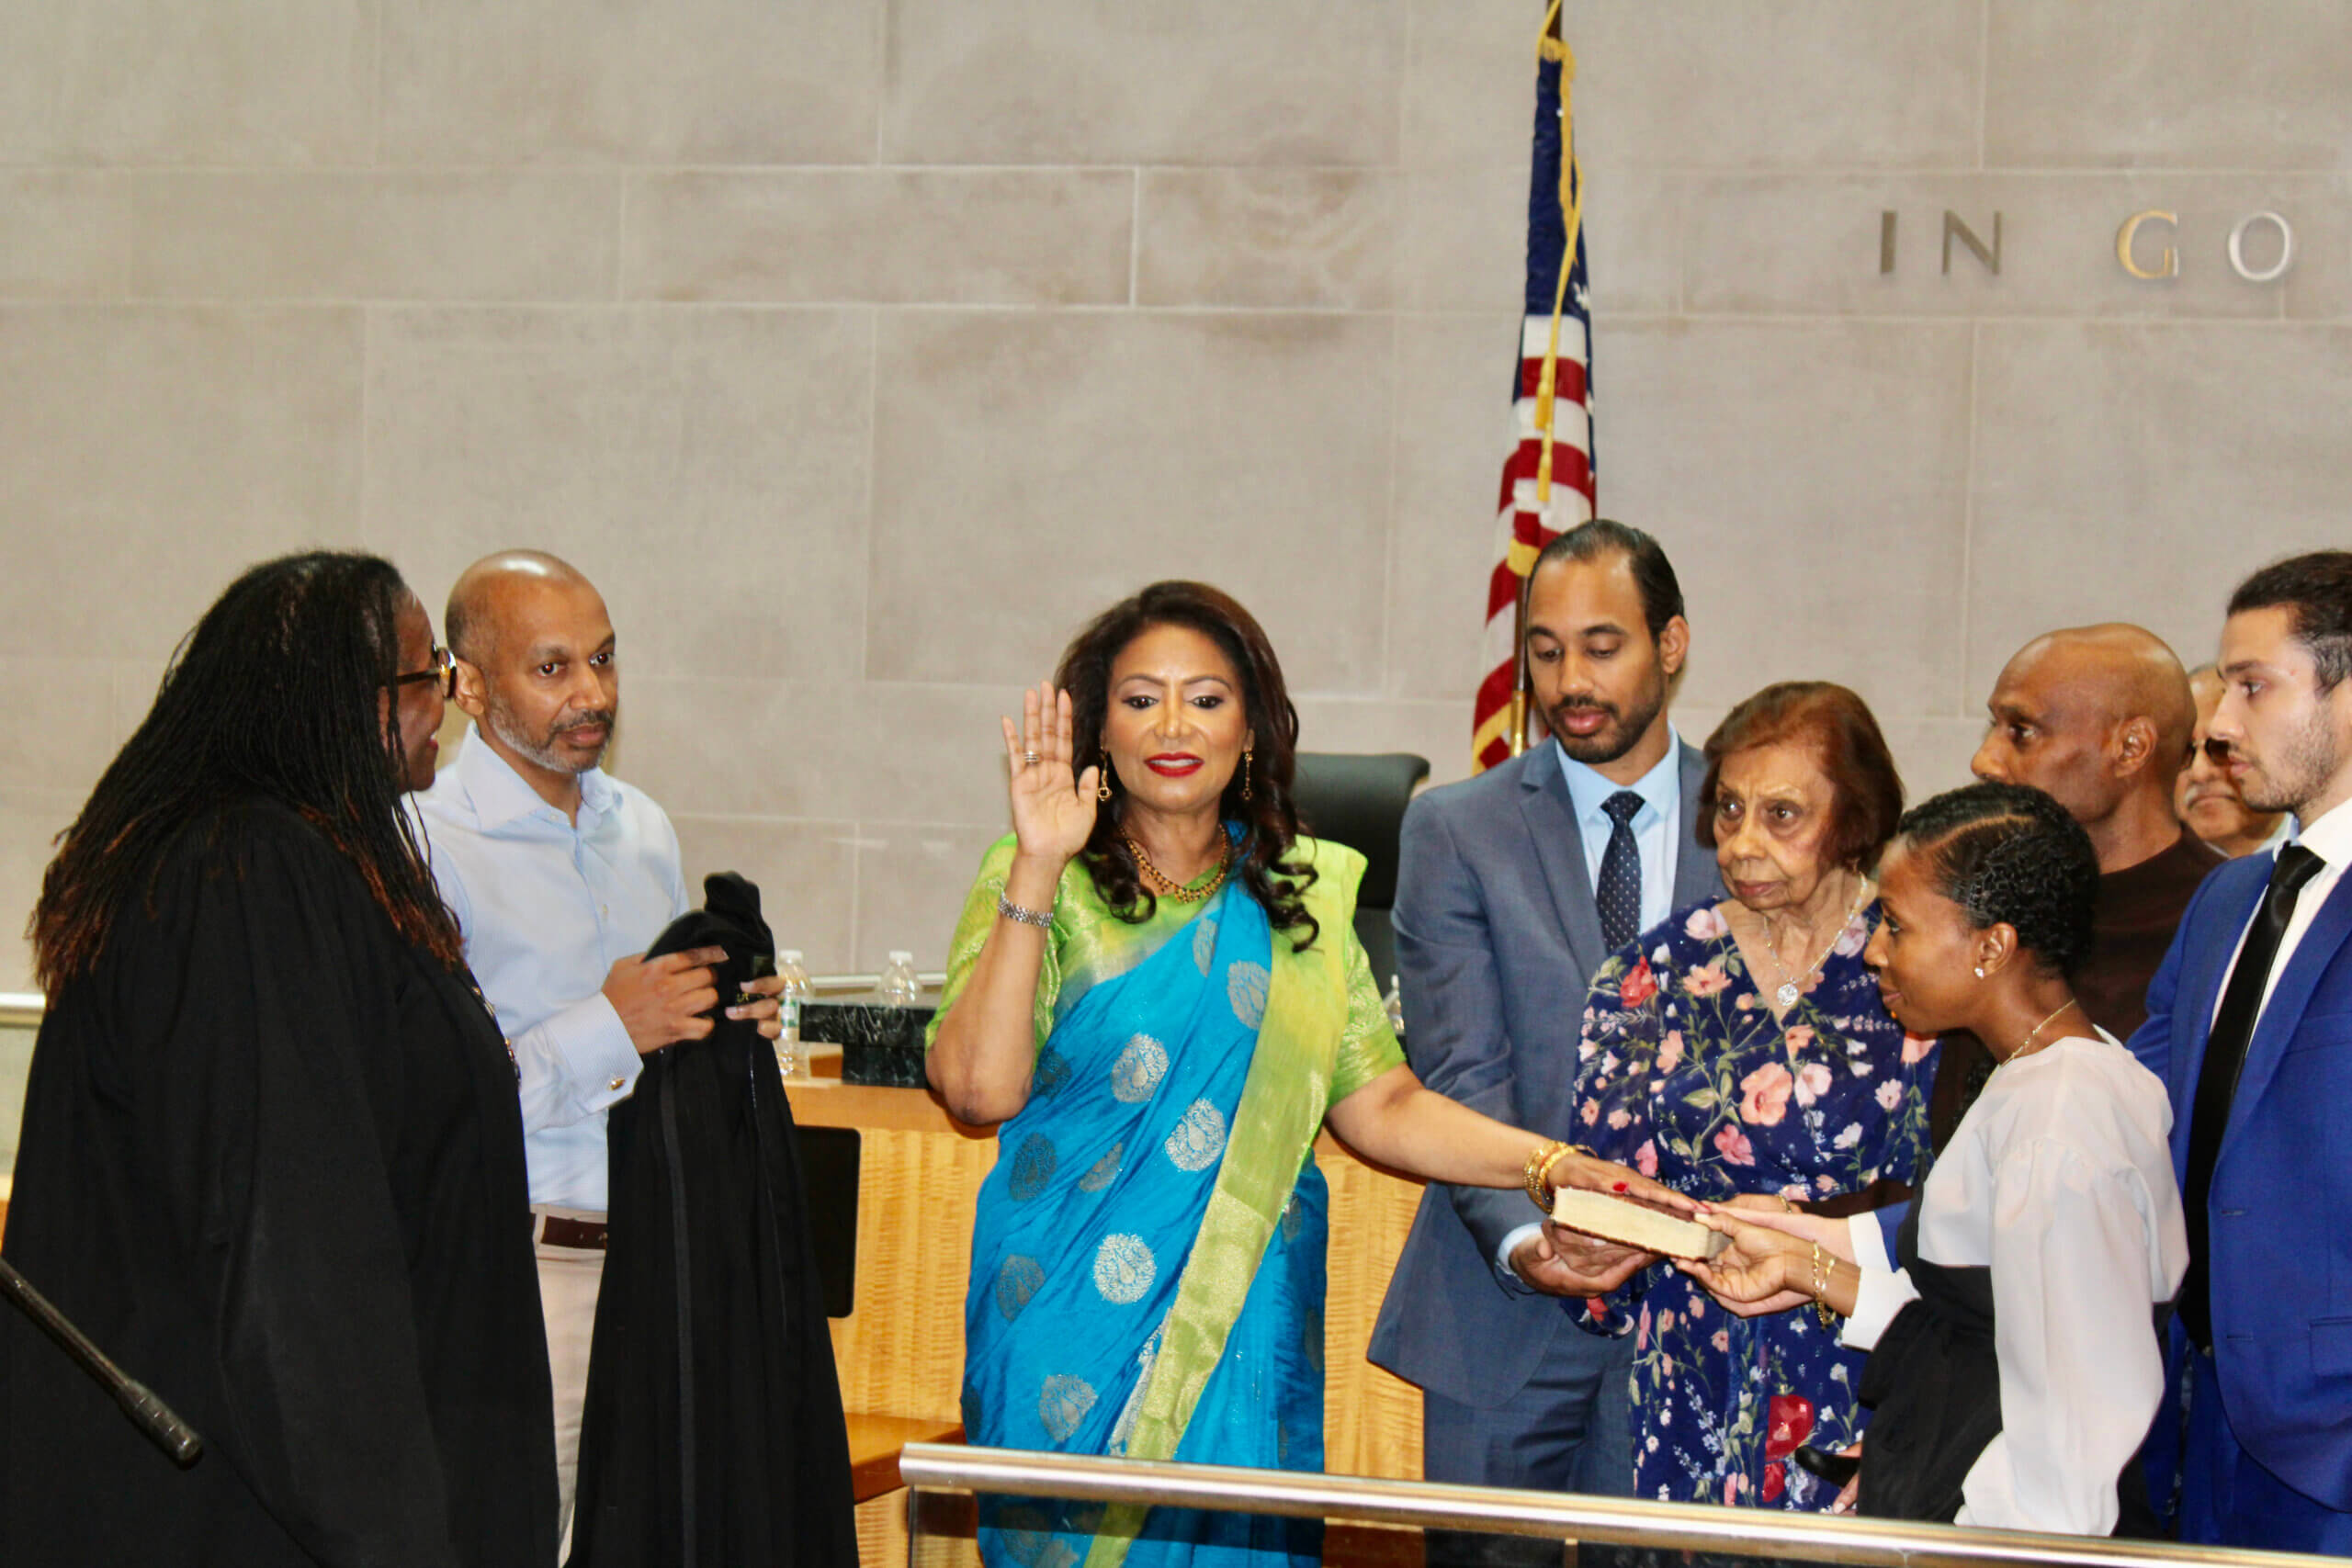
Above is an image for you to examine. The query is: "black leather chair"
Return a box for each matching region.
[1290,750,1431,994]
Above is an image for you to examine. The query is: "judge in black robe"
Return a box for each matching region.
[0,798,560,1567]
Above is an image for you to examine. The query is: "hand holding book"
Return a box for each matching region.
[1548,1186,1730,1261]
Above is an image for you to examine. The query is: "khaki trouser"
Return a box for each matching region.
[532,1205,607,1561]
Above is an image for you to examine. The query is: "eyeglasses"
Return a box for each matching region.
[392,645,458,700]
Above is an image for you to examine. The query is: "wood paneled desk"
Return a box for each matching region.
[847,1413,966,1503]
[788,1080,1430,1564]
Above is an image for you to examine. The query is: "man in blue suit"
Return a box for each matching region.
[2130,549,2352,1551]
[1370,521,1721,1552]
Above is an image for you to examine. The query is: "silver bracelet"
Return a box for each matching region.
[996,893,1053,929]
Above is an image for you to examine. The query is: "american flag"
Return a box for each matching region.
[1471,28,1595,773]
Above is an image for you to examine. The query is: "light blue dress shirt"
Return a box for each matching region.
[1554,726,1683,936]
[1498,728,1688,1275]
[413,726,688,1212]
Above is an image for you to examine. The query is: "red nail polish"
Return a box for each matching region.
[1612,1181,1628,1192]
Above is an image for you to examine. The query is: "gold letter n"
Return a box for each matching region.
[1941,209,2002,276]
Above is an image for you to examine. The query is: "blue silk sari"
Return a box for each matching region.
[964,880,1327,1568]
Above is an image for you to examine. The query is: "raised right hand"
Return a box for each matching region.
[1003,681,1100,867]
[603,946,726,1055]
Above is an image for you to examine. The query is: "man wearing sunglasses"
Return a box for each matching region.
[2180,664,2292,858]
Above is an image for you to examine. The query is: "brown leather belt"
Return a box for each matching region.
[537,1214,608,1251]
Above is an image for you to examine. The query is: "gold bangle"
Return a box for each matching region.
[1524,1140,1600,1212]
[1810,1242,1841,1330]
[1524,1140,1570,1211]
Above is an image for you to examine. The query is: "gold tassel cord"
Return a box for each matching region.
[1532,0,1585,511]
[1498,2,1586,762]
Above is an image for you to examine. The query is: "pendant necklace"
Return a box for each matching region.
[1759,878,1873,1011]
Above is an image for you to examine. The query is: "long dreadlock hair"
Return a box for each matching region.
[31,550,462,992]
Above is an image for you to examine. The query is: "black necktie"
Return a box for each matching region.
[2179,843,2324,1349]
[1596,790,1646,953]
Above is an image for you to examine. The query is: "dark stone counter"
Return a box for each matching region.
[803,1000,935,1088]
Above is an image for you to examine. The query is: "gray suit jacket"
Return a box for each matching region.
[1367,739,1719,1407]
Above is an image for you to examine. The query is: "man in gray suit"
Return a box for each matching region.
[1371,521,1719,1547]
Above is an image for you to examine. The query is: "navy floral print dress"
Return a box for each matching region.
[1568,899,1936,1510]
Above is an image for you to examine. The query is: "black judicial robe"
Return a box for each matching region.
[569,872,856,1568]
[0,800,559,1567]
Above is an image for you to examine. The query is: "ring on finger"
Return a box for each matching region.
[1022,750,1043,764]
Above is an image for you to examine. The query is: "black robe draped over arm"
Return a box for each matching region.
[0,800,558,1568]
[569,872,855,1568]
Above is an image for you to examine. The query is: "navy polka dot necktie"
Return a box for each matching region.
[1597,790,1646,953]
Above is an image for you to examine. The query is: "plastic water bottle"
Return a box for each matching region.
[878,950,922,1007]
[775,948,812,1081]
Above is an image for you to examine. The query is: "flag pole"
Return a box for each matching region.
[1511,0,1580,759]
[1507,574,1532,755]
[1472,0,1590,772]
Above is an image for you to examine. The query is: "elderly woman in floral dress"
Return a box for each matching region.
[1566,683,1937,1511]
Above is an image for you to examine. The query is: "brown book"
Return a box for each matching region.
[1549,1187,1730,1260]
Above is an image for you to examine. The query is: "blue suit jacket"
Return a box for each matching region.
[2127,850,2352,1510]
[1367,741,1718,1406]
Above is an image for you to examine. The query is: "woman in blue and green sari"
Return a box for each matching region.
[928,582,1683,1568]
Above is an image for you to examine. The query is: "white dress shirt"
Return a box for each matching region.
[1840,1031,2188,1535]
[413,726,689,1211]
[1499,728,1688,1274]
[2212,795,2352,1027]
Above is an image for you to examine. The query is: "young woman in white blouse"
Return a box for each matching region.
[1681,783,2189,1535]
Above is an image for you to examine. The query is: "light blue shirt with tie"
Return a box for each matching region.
[1496,727,1688,1273]
[413,725,689,1212]
[1553,727,1683,936]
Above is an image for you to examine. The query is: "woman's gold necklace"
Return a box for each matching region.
[1996,998,2078,1073]
[1122,828,1232,903]
[1758,877,1873,1010]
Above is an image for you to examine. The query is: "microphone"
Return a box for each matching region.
[2,1257,204,1467]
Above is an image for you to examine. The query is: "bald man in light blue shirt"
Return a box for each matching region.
[423,726,692,1208]
[413,550,776,1547]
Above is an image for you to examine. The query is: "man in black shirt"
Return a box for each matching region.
[1940,624,2218,1140]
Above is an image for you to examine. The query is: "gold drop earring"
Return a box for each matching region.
[1097,748,1114,803]
[1241,747,1253,801]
